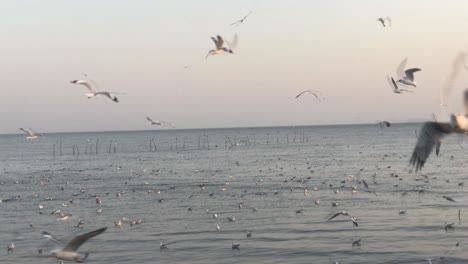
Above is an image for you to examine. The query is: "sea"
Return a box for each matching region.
[1,123,468,264]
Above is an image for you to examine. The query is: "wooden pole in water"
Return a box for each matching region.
[96,139,99,155]
[73,145,75,156]
[266,134,269,145]
[153,139,157,151]
[59,140,63,156]
[207,135,210,150]
[149,139,153,152]
[53,144,56,157]
[198,135,201,150]
[175,137,178,151]
[85,145,88,155]
[108,141,112,154]
[287,134,289,144]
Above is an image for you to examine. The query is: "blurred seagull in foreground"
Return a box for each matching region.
[205,35,233,59]
[19,128,40,140]
[146,117,174,128]
[387,75,413,94]
[410,89,468,171]
[377,16,391,27]
[230,11,252,26]
[395,58,421,87]
[70,80,119,103]
[378,121,391,128]
[42,227,107,262]
[295,90,322,101]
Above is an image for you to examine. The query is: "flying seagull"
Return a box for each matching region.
[146,117,174,128]
[19,128,40,139]
[295,90,322,101]
[377,17,392,27]
[387,75,413,94]
[378,121,391,127]
[326,211,359,226]
[410,89,468,171]
[395,58,421,87]
[230,12,252,26]
[205,35,233,59]
[42,227,107,262]
[70,80,119,103]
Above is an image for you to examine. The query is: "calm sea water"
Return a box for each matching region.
[1,124,468,264]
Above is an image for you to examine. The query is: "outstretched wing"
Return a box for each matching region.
[326,212,346,222]
[63,227,107,252]
[226,33,238,50]
[404,68,421,81]
[146,117,154,123]
[295,90,308,98]
[396,58,408,79]
[19,128,34,137]
[216,35,224,49]
[71,80,97,94]
[385,16,392,27]
[410,122,455,171]
[211,37,218,49]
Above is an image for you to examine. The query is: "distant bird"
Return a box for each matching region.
[326,211,359,226]
[70,80,119,103]
[159,241,168,250]
[42,227,107,262]
[387,75,413,94]
[410,90,468,171]
[7,242,14,253]
[205,35,233,59]
[295,90,322,101]
[19,128,40,140]
[445,222,455,232]
[352,238,361,247]
[146,117,174,127]
[395,58,421,87]
[378,121,391,127]
[377,16,391,27]
[246,231,252,238]
[230,11,252,26]
[231,243,240,250]
[227,216,236,222]
[399,210,407,215]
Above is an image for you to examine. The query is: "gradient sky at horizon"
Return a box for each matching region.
[2,0,468,134]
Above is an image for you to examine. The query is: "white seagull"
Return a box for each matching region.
[387,75,413,94]
[295,90,322,101]
[378,121,391,127]
[395,58,421,87]
[205,35,233,59]
[70,80,119,103]
[230,11,252,26]
[19,128,40,139]
[42,227,107,262]
[377,17,392,27]
[146,117,174,128]
[410,89,468,171]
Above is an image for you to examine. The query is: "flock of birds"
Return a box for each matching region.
[8,10,468,264]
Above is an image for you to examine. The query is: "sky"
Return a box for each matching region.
[2,0,468,134]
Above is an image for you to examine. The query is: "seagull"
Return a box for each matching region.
[395,58,421,87]
[230,11,252,26]
[246,231,252,238]
[70,80,119,103]
[42,227,107,262]
[387,75,413,94]
[231,243,240,250]
[378,121,391,127]
[295,90,322,101]
[410,90,468,171]
[159,241,168,250]
[445,222,455,232]
[326,211,359,226]
[352,238,361,247]
[205,35,233,59]
[19,128,40,139]
[361,180,377,195]
[146,117,174,127]
[377,16,391,27]
[7,242,14,253]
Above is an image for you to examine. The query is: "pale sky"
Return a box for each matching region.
[2,0,468,134]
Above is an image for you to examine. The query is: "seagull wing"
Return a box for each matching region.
[62,227,107,252]
[146,117,154,123]
[396,58,408,79]
[362,179,369,190]
[211,37,219,49]
[326,212,346,222]
[95,92,117,102]
[72,80,97,94]
[410,122,455,171]
[295,91,308,98]
[311,92,321,102]
[404,68,421,81]
[42,231,64,247]
[19,128,35,137]
[377,18,385,27]
[216,35,224,49]
[388,76,399,92]
[385,16,392,27]
[226,33,238,50]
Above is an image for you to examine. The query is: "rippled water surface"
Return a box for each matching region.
[1,124,468,264]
